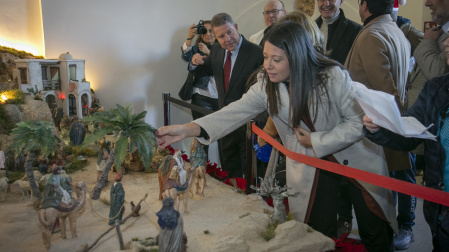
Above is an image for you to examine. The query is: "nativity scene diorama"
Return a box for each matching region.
[0,1,340,249]
[0,46,335,252]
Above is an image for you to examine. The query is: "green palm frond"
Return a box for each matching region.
[113,136,129,169]
[8,121,61,157]
[82,103,157,171]
[81,126,116,149]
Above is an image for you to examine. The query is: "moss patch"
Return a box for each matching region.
[64,159,88,174]
[0,104,15,134]
[260,221,278,241]
[0,46,44,59]
[7,171,24,183]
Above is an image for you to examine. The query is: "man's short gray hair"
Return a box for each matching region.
[211,13,235,29]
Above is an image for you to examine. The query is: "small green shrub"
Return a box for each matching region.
[7,171,24,183]
[63,146,73,156]
[260,221,278,241]
[71,146,80,157]
[0,62,8,77]
[64,159,87,174]
[79,147,97,157]
[0,104,15,134]
[27,85,38,95]
[1,89,25,104]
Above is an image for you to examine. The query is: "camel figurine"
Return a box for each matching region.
[38,181,86,251]
[159,150,194,213]
[189,139,207,197]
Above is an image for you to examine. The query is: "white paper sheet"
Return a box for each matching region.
[350,81,436,140]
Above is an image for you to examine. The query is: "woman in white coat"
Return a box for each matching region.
[157,22,396,251]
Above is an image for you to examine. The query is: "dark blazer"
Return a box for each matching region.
[181,45,209,90]
[192,36,263,108]
[316,9,363,65]
[365,74,449,234]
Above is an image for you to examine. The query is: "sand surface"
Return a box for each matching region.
[0,157,256,252]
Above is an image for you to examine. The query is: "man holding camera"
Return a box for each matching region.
[190,13,263,178]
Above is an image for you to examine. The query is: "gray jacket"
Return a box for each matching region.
[194,67,397,232]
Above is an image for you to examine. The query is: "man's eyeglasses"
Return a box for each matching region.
[263,9,284,15]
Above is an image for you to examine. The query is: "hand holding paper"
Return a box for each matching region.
[350,81,436,140]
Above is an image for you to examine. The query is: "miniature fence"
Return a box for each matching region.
[162,93,257,193]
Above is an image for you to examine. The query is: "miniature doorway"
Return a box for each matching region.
[69,64,77,81]
[81,93,89,116]
[50,67,60,90]
[68,94,77,116]
[45,94,56,110]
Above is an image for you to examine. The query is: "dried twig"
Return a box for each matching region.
[83,193,148,251]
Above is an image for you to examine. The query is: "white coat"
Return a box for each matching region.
[194,66,397,232]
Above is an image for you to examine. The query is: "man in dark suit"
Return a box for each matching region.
[314,0,363,239]
[315,0,362,65]
[190,13,263,177]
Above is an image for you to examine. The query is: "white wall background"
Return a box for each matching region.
[40,0,295,163]
[1,0,432,163]
[0,0,45,56]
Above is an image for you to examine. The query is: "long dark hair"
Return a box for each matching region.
[263,22,342,127]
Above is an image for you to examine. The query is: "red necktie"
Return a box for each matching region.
[223,51,232,92]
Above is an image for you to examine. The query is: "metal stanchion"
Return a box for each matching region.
[245,120,255,194]
[162,93,170,126]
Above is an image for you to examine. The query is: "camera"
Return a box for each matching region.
[194,20,207,35]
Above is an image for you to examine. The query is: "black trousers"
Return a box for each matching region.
[191,94,219,120]
[307,170,394,252]
[191,94,219,156]
[218,125,247,178]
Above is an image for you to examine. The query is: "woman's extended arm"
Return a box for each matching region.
[156,122,201,149]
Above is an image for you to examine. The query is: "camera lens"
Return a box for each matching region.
[197,26,207,35]
[196,20,207,35]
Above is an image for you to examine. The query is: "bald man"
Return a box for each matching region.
[249,0,286,45]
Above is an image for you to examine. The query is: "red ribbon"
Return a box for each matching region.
[252,124,449,207]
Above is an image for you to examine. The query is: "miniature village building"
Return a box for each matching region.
[13,52,91,119]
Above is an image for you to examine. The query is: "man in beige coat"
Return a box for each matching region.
[408,0,449,109]
[345,0,413,249]
[406,0,449,184]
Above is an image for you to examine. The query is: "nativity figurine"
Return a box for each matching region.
[69,116,86,146]
[109,173,125,226]
[156,197,187,252]
[158,150,194,213]
[39,165,86,251]
[189,139,207,197]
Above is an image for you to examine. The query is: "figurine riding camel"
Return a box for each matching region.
[38,165,86,251]
[189,139,207,197]
[158,150,194,213]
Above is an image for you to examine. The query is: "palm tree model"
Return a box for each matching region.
[9,121,61,201]
[82,104,157,200]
